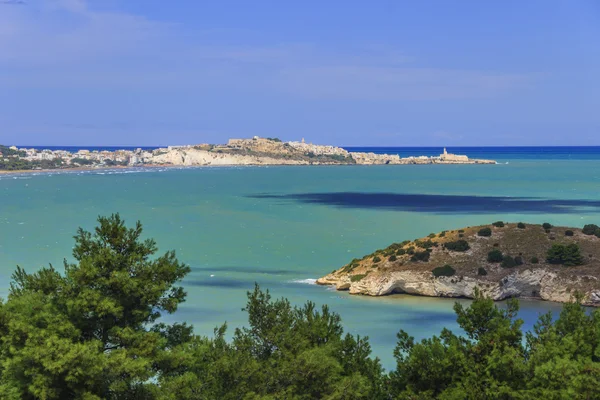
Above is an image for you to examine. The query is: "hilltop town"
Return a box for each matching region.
[0,137,496,171]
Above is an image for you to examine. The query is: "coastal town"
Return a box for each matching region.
[0,137,496,171]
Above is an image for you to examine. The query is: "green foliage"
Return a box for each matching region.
[162,285,386,399]
[477,267,488,276]
[432,265,456,277]
[389,291,600,399]
[266,137,282,142]
[546,243,584,266]
[514,256,524,266]
[492,221,505,227]
[478,227,492,237]
[410,251,430,262]
[582,224,600,237]
[71,157,94,165]
[438,231,446,238]
[104,159,129,167]
[0,145,26,157]
[415,239,435,249]
[565,230,574,237]
[444,239,470,252]
[351,274,367,282]
[342,259,360,273]
[327,154,356,163]
[487,249,504,263]
[0,156,65,171]
[0,214,190,399]
[582,224,599,235]
[372,256,382,263]
[517,222,526,229]
[428,233,436,238]
[531,256,539,264]
[501,255,517,268]
[542,222,553,230]
[388,255,397,262]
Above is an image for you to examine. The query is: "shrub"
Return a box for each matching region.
[477,267,488,276]
[458,233,464,238]
[396,249,406,256]
[350,274,367,282]
[542,222,553,230]
[478,227,492,237]
[71,157,94,166]
[389,255,397,262]
[415,239,435,249]
[428,233,436,238]
[531,256,539,264]
[565,230,574,237]
[407,247,415,255]
[487,249,504,263]
[458,230,465,233]
[342,259,360,273]
[582,224,599,236]
[444,240,470,252]
[514,256,524,266]
[411,251,430,262]
[501,256,517,268]
[546,243,584,266]
[372,256,381,263]
[492,221,505,228]
[439,231,446,238]
[432,265,455,277]
[517,222,526,229]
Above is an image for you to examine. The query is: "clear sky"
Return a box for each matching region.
[1,0,599,146]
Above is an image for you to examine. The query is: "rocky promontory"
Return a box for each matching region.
[1,137,496,171]
[317,223,600,306]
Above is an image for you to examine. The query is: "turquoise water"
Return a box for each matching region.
[1,157,599,369]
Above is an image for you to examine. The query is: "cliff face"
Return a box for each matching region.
[317,224,600,306]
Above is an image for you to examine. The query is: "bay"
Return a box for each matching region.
[1,148,599,369]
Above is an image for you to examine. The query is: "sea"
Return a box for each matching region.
[1,146,599,370]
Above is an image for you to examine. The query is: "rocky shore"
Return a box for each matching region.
[317,223,600,306]
[1,137,496,171]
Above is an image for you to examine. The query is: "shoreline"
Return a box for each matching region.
[0,161,499,177]
[0,164,181,176]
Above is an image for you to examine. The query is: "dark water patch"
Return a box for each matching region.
[248,192,600,214]
[191,266,294,275]
[395,310,458,326]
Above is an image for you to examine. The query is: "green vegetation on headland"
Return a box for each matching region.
[320,222,600,305]
[0,146,65,170]
[0,215,599,399]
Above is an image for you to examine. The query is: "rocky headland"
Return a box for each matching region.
[317,222,600,306]
[0,137,496,171]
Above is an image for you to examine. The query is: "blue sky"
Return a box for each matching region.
[0,0,598,146]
